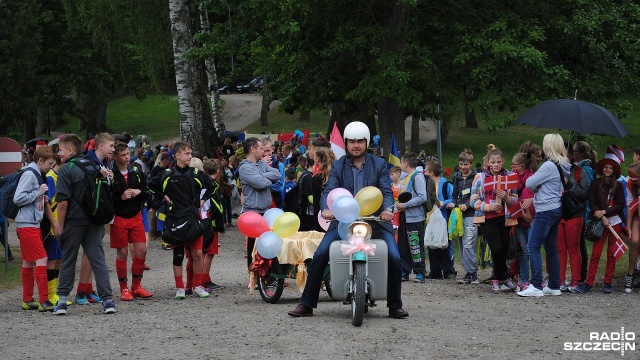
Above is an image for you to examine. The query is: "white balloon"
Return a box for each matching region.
[256,231,283,259]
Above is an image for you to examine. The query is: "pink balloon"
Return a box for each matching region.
[327,188,353,211]
[317,211,330,231]
[238,211,270,238]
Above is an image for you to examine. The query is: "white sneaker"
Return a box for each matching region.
[175,288,186,300]
[517,286,544,297]
[193,286,210,298]
[543,286,562,296]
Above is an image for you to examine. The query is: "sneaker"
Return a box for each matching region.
[444,272,457,280]
[491,280,501,294]
[203,282,225,291]
[176,288,186,300]
[132,286,153,298]
[501,278,517,291]
[161,242,171,250]
[559,284,567,292]
[414,274,425,283]
[120,288,134,301]
[517,285,544,297]
[624,275,633,294]
[76,292,89,305]
[470,273,480,285]
[38,300,55,312]
[457,273,471,284]
[102,299,116,314]
[86,292,101,303]
[21,300,40,310]
[573,283,592,294]
[184,289,193,296]
[53,302,67,315]
[401,273,409,282]
[543,287,562,296]
[603,283,613,294]
[567,283,579,293]
[193,286,210,298]
[519,282,530,291]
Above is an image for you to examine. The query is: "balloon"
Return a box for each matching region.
[238,212,270,238]
[317,212,330,231]
[327,188,353,211]
[333,196,360,223]
[256,231,283,259]
[338,221,351,240]
[263,208,284,229]
[355,186,383,216]
[272,212,301,238]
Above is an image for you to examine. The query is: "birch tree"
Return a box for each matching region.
[169,0,215,156]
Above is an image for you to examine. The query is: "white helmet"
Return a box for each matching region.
[343,121,370,147]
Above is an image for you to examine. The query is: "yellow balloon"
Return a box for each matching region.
[355,186,383,216]
[272,212,301,238]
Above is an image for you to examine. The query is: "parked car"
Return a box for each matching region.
[218,79,249,94]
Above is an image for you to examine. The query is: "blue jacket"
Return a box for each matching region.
[321,153,394,233]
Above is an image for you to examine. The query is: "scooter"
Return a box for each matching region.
[328,193,409,326]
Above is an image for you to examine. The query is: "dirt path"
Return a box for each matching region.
[0,224,634,359]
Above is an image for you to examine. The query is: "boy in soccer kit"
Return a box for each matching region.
[149,142,217,299]
[15,146,58,312]
[110,142,153,300]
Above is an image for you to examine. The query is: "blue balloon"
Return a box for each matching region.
[338,221,351,240]
[256,231,283,259]
[263,208,284,229]
[332,196,360,223]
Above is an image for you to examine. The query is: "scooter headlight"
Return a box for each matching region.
[347,221,372,241]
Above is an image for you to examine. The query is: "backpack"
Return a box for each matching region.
[0,167,43,219]
[442,180,453,201]
[69,157,115,225]
[283,171,311,214]
[556,164,583,221]
[408,172,437,213]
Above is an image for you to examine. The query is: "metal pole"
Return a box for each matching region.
[3,219,8,271]
[436,93,443,163]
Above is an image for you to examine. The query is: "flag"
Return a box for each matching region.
[483,175,498,193]
[329,122,345,159]
[614,237,628,261]
[499,173,519,191]
[388,133,401,169]
[507,201,523,220]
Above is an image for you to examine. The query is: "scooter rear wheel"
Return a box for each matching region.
[351,262,366,326]
[258,261,284,303]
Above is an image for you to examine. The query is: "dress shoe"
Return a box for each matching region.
[288,304,313,317]
[389,308,409,319]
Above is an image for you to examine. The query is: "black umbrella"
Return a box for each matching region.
[26,137,48,148]
[514,99,629,138]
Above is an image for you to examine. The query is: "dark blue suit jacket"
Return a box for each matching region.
[320,152,394,233]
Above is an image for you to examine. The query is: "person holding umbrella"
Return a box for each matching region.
[574,145,625,294]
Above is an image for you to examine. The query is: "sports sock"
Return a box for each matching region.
[186,257,193,290]
[131,257,145,291]
[21,267,35,302]
[48,278,59,303]
[116,258,128,291]
[193,273,203,288]
[35,266,49,304]
[77,282,88,295]
[174,275,184,289]
[203,274,212,284]
[46,269,59,282]
[57,296,67,306]
[87,282,94,294]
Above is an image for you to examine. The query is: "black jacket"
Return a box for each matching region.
[451,169,477,217]
[148,165,215,215]
[112,164,148,218]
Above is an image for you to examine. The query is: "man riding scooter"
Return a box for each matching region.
[288,121,408,319]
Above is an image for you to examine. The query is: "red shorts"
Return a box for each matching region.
[203,232,219,255]
[110,213,146,249]
[171,236,204,252]
[17,227,47,261]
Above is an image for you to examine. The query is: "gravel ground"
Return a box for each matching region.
[0,224,636,360]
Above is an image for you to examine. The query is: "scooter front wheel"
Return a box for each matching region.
[351,261,366,326]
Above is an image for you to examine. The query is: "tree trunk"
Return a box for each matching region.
[377,97,405,154]
[410,116,419,153]
[464,85,479,129]
[36,106,47,135]
[260,87,269,127]
[169,0,215,157]
[298,110,310,123]
[199,7,224,145]
[23,114,36,143]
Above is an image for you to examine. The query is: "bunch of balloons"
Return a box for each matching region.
[319,186,384,238]
[237,209,301,259]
